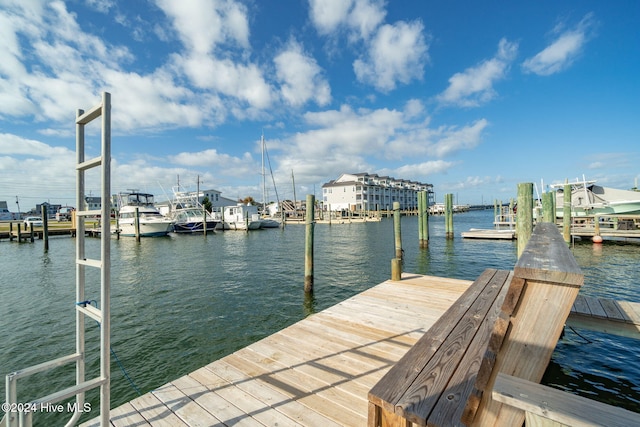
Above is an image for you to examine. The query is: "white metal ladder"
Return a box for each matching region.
[3,92,112,427]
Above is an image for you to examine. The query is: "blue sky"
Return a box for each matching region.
[1,0,639,211]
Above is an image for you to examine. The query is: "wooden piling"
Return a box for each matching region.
[29,222,34,242]
[17,222,22,243]
[134,207,140,242]
[516,182,533,258]
[541,192,553,223]
[393,202,402,259]
[42,205,49,251]
[445,193,454,239]
[203,208,207,236]
[563,181,571,244]
[304,194,315,293]
[418,191,429,248]
[9,222,14,242]
[418,192,424,245]
[392,201,402,280]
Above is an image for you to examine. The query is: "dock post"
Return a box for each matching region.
[30,222,34,242]
[9,222,14,242]
[393,201,402,259]
[392,201,402,280]
[509,198,515,229]
[17,222,22,243]
[203,208,207,236]
[134,207,140,242]
[563,181,571,244]
[418,191,429,248]
[445,193,454,239]
[42,205,49,251]
[115,209,120,240]
[542,192,553,223]
[418,192,424,245]
[304,194,315,293]
[516,182,533,258]
[328,203,331,226]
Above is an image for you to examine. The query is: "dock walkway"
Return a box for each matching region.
[81,274,472,426]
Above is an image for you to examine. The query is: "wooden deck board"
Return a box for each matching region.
[79,275,480,427]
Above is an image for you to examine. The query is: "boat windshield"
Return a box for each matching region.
[126,193,154,206]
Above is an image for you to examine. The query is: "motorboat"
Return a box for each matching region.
[216,204,262,230]
[116,192,174,237]
[550,178,640,217]
[169,187,219,233]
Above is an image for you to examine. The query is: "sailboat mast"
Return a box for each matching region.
[262,133,266,210]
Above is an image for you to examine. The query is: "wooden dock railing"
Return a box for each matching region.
[368,222,638,426]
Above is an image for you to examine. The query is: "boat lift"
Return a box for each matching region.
[3,93,112,427]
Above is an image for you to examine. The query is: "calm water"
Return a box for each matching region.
[1,210,639,425]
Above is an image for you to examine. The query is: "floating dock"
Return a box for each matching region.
[460,228,516,240]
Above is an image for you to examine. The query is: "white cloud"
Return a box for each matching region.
[353,20,428,92]
[347,0,386,41]
[268,105,487,189]
[176,53,273,110]
[522,13,596,76]
[309,0,385,40]
[274,40,331,107]
[389,160,455,180]
[385,119,489,160]
[155,0,250,53]
[437,38,518,107]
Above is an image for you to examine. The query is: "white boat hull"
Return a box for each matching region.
[117,219,174,237]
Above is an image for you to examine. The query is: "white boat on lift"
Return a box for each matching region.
[116,192,174,237]
[550,177,640,217]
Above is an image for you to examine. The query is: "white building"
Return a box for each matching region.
[322,173,434,212]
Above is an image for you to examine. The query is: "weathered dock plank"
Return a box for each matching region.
[568,295,640,339]
[80,274,473,427]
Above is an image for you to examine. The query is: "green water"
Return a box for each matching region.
[1,210,638,425]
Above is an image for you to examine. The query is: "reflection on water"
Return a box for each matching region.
[1,209,639,425]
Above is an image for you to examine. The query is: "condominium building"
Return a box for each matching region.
[322,173,434,212]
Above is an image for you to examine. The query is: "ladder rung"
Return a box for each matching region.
[75,209,102,217]
[77,258,102,268]
[8,353,82,380]
[32,376,106,407]
[76,103,103,125]
[76,304,102,323]
[77,156,102,171]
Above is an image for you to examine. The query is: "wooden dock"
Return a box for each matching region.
[78,274,640,426]
[81,274,473,426]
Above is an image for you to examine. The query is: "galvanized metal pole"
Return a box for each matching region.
[100,91,112,427]
[517,182,533,258]
[304,194,315,293]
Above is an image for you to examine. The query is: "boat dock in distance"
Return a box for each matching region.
[462,214,640,241]
[78,224,639,427]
